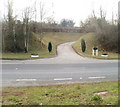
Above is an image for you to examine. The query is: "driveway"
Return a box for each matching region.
[2,42,118,64]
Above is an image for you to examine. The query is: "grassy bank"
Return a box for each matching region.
[2,32,83,59]
[2,81,118,105]
[73,33,119,59]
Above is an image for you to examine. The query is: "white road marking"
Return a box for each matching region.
[88,76,105,79]
[54,78,72,81]
[80,77,82,79]
[16,79,37,82]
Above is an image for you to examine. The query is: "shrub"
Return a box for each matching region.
[91,95,103,103]
[48,42,52,52]
[81,39,86,52]
[75,85,81,90]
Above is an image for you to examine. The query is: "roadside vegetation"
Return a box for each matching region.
[73,8,119,59]
[2,81,118,105]
[72,8,119,59]
[2,1,118,60]
[1,0,83,60]
[80,9,118,53]
[2,32,83,59]
[73,33,119,59]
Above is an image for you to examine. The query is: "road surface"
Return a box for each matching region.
[2,42,118,87]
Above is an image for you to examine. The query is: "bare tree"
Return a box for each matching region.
[39,1,46,48]
[99,6,106,19]
[32,0,37,33]
[23,8,29,52]
[1,0,19,52]
[22,6,35,52]
[92,10,96,19]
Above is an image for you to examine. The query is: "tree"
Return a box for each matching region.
[39,2,46,48]
[33,0,37,33]
[81,39,86,52]
[4,0,15,52]
[48,42,52,53]
[67,20,75,27]
[80,7,118,52]
[15,20,26,52]
[22,6,34,53]
[60,19,75,27]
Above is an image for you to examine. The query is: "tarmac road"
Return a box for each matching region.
[2,42,118,87]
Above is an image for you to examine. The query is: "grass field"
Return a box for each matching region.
[2,32,83,59]
[73,33,119,59]
[2,81,118,105]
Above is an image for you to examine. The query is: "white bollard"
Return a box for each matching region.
[96,49,98,56]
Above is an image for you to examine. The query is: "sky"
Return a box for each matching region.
[1,0,119,26]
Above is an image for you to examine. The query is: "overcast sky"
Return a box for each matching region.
[1,0,119,26]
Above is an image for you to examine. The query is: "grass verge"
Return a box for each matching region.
[73,33,119,59]
[2,32,83,59]
[2,81,118,105]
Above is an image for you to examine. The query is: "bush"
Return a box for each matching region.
[91,95,103,104]
[81,39,86,52]
[75,85,81,90]
[48,42,52,52]
[95,24,118,52]
[80,14,118,52]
